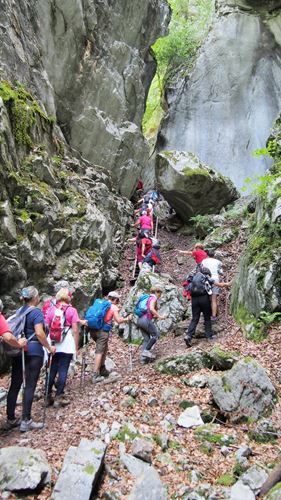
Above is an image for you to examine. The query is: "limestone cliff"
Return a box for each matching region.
[0,0,170,197]
[231,117,281,339]
[157,0,281,191]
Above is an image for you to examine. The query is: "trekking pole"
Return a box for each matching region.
[80,326,87,390]
[128,320,133,373]
[21,332,26,421]
[42,343,54,427]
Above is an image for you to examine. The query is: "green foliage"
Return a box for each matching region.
[142,0,214,139]
[179,400,195,409]
[0,80,54,146]
[115,425,139,442]
[259,310,281,325]
[216,473,236,487]
[190,214,213,237]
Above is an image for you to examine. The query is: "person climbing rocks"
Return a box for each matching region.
[45,287,81,408]
[0,299,27,351]
[135,286,166,364]
[128,230,152,270]
[133,210,153,233]
[87,291,132,383]
[5,287,56,432]
[143,240,161,269]
[201,250,224,321]
[184,268,230,347]
[177,243,208,268]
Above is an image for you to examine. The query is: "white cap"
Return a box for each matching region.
[108,291,121,299]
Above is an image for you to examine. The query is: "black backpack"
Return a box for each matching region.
[189,272,210,297]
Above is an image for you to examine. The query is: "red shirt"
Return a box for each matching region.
[0,313,11,336]
[142,237,152,256]
[192,249,208,264]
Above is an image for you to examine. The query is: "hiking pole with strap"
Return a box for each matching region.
[42,342,54,427]
[80,326,87,390]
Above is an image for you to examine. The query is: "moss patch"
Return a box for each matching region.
[0,80,54,146]
[216,473,236,486]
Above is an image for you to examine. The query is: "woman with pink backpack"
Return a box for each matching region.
[45,287,82,408]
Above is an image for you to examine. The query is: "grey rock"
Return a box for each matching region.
[147,397,159,407]
[122,265,185,341]
[0,387,7,406]
[161,386,179,402]
[158,4,281,192]
[52,439,106,500]
[157,433,169,451]
[230,481,255,500]
[156,150,238,222]
[121,454,167,500]
[157,347,238,375]
[177,406,204,429]
[236,445,252,461]
[122,386,139,398]
[208,358,276,421]
[186,374,208,388]
[221,446,231,457]
[132,438,154,463]
[0,447,51,492]
[241,465,268,495]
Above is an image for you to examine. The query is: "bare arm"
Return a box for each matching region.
[177,250,192,256]
[35,323,56,354]
[2,332,27,349]
[149,299,166,320]
[213,281,231,288]
[113,310,130,325]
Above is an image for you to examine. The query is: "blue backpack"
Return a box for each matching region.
[134,294,150,318]
[85,299,112,331]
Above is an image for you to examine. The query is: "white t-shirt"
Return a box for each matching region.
[202,257,223,281]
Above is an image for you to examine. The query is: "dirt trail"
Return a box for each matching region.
[0,225,280,499]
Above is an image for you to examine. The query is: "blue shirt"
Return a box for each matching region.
[21,305,45,357]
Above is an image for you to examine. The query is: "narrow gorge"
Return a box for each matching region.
[0,0,280,499]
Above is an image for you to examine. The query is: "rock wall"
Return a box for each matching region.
[0,88,132,313]
[157,0,281,191]
[0,0,170,197]
[231,117,281,339]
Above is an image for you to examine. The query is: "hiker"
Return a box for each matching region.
[184,268,230,347]
[4,287,55,432]
[86,291,132,383]
[201,250,223,321]
[177,243,208,267]
[133,210,153,233]
[42,279,70,321]
[130,230,152,270]
[135,286,166,363]
[0,299,27,350]
[143,240,161,269]
[45,287,81,407]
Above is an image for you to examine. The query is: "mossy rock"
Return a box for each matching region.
[216,473,236,486]
[156,347,238,375]
[194,424,236,446]
[265,482,281,500]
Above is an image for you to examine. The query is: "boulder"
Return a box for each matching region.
[185,374,209,388]
[0,447,51,492]
[122,265,185,341]
[121,454,167,500]
[156,347,238,375]
[208,358,276,421]
[155,151,238,222]
[177,406,204,429]
[52,439,106,500]
[230,482,255,500]
[132,438,154,463]
[240,465,268,495]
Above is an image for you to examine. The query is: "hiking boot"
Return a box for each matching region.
[142,349,156,360]
[3,418,21,430]
[211,316,217,322]
[140,357,150,365]
[206,335,217,343]
[184,337,192,348]
[20,419,44,432]
[100,365,110,377]
[92,372,105,384]
[53,395,70,408]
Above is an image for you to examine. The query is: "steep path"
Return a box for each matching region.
[0,225,280,499]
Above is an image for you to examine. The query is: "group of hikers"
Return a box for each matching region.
[0,187,230,433]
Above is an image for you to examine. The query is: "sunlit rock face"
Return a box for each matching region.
[158,1,281,191]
